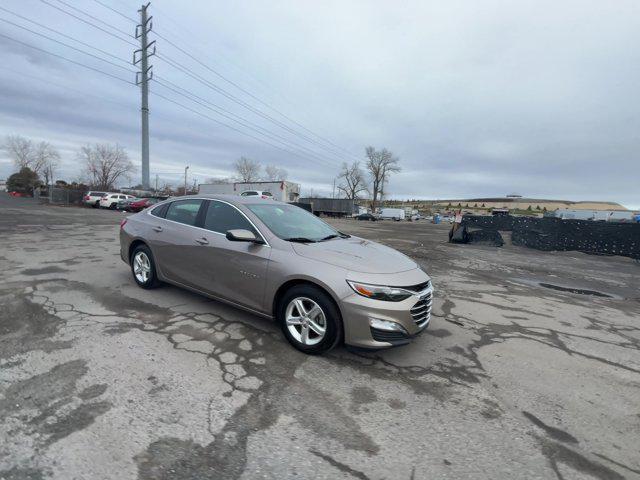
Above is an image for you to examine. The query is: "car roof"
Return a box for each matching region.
[169,193,286,206]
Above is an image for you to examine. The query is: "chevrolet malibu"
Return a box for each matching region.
[119,195,433,354]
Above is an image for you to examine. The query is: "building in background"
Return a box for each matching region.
[0,179,6,192]
[199,181,300,202]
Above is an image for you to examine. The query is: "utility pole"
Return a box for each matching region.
[154,174,158,192]
[184,166,189,195]
[134,3,155,189]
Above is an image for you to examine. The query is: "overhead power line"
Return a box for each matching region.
[0,5,130,66]
[0,64,135,110]
[153,77,342,168]
[51,0,359,165]
[1,6,334,167]
[151,90,338,164]
[38,0,137,47]
[154,30,360,162]
[0,31,133,85]
[155,53,346,165]
[50,0,133,38]
[90,0,136,24]
[0,16,135,74]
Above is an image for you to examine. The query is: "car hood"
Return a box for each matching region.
[291,236,418,273]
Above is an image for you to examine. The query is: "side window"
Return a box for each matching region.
[150,203,168,218]
[203,201,256,235]
[165,199,203,226]
[242,191,258,196]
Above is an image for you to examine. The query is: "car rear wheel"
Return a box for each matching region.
[277,285,342,354]
[131,245,160,289]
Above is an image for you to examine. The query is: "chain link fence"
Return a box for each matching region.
[37,188,86,206]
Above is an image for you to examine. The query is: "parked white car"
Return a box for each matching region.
[99,193,135,209]
[83,191,108,208]
[240,190,274,199]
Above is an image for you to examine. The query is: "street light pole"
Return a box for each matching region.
[184,166,189,195]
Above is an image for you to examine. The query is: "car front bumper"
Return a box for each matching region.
[339,285,434,349]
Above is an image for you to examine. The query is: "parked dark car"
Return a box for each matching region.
[356,213,378,221]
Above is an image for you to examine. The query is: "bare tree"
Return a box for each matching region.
[233,157,261,182]
[3,135,60,184]
[34,141,60,186]
[336,161,368,199]
[4,135,35,170]
[364,146,400,211]
[79,143,135,190]
[264,164,288,181]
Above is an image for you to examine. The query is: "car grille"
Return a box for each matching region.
[411,292,432,327]
[401,280,431,294]
[370,327,408,343]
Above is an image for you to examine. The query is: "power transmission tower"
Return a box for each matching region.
[134,3,155,189]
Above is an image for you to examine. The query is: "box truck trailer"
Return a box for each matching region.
[379,208,405,221]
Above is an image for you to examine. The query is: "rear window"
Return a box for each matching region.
[89,192,106,196]
[262,191,273,197]
[165,199,203,226]
[241,191,259,196]
[150,203,168,218]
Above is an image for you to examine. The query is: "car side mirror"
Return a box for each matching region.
[226,229,262,243]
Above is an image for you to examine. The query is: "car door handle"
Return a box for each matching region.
[152,226,163,232]
[195,237,209,245]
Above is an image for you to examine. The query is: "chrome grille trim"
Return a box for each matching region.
[410,290,433,327]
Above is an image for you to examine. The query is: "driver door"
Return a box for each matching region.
[190,200,271,312]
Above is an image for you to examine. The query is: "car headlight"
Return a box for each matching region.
[346,281,412,302]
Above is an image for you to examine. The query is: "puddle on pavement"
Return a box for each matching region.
[538,283,612,298]
[508,277,619,299]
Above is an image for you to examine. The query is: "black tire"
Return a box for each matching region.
[130,244,160,289]
[277,284,343,355]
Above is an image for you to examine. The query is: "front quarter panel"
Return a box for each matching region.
[264,242,351,315]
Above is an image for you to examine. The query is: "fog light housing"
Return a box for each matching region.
[369,317,407,333]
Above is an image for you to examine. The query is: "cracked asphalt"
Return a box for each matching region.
[1,193,639,480]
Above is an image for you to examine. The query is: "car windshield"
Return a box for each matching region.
[247,203,338,242]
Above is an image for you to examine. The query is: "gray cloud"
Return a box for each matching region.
[0,0,638,207]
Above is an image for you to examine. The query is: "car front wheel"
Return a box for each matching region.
[130,245,160,289]
[277,285,342,354]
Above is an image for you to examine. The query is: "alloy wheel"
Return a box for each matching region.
[285,297,327,346]
[133,251,151,284]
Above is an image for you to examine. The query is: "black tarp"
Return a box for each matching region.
[449,225,505,246]
[456,216,640,259]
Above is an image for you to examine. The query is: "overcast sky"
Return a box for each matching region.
[0,0,638,207]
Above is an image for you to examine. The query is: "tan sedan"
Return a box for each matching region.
[119,194,433,354]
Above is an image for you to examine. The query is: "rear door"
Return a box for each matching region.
[189,200,271,312]
[147,199,206,286]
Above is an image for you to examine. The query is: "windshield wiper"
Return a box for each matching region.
[319,234,340,241]
[284,237,318,243]
[319,232,351,242]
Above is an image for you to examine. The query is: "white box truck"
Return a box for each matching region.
[379,208,405,221]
